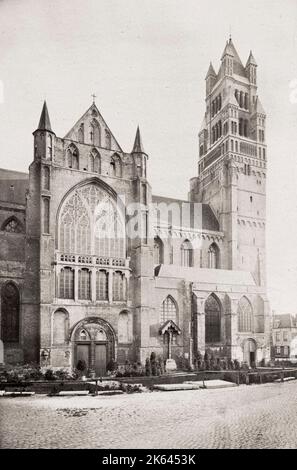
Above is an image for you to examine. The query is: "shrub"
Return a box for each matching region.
[234,359,240,370]
[107,359,118,372]
[55,369,72,380]
[76,360,87,373]
[44,369,56,381]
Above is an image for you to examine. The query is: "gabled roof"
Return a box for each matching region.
[64,102,123,152]
[0,168,29,204]
[273,314,297,329]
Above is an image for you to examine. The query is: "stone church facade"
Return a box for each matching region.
[0,39,270,373]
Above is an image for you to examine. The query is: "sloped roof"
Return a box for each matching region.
[0,168,29,204]
[155,265,256,286]
[273,314,297,329]
[152,195,220,232]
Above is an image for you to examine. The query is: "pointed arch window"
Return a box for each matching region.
[205,294,221,343]
[118,310,132,343]
[105,129,111,150]
[1,282,20,343]
[66,144,79,169]
[89,148,100,174]
[43,166,50,190]
[53,309,69,345]
[160,296,177,324]
[154,236,164,264]
[43,197,50,234]
[2,217,23,233]
[59,184,125,258]
[181,239,193,267]
[208,243,219,269]
[110,153,122,177]
[78,124,84,143]
[238,297,253,332]
[90,119,101,146]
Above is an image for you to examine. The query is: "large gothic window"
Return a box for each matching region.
[1,282,20,342]
[238,297,253,332]
[59,267,74,299]
[154,236,164,264]
[205,294,221,343]
[160,296,177,324]
[181,239,193,267]
[58,183,125,259]
[208,243,219,269]
[96,270,108,300]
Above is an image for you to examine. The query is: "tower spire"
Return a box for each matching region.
[132,126,146,154]
[37,101,53,133]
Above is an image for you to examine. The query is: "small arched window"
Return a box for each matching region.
[53,310,69,345]
[154,236,164,264]
[43,198,50,234]
[43,166,50,190]
[78,269,91,300]
[160,296,177,324]
[105,129,111,150]
[238,297,253,332]
[118,311,131,343]
[1,282,20,343]
[181,239,193,267]
[66,144,79,169]
[2,217,23,233]
[59,267,74,299]
[208,243,219,269]
[96,270,108,301]
[78,124,84,143]
[90,119,101,146]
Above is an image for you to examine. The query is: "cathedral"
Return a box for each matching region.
[0,38,271,374]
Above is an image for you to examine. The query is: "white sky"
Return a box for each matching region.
[0,0,297,314]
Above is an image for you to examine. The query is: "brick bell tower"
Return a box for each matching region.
[190,37,267,287]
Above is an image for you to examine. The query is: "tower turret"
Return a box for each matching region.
[33,101,55,161]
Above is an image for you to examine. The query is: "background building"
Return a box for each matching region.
[0,38,271,373]
[271,314,297,361]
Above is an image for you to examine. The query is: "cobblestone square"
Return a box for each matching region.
[1,381,297,449]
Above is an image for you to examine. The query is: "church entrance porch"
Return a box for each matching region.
[243,339,257,366]
[72,317,115,376]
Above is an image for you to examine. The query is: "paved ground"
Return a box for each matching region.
[1,381,297,449]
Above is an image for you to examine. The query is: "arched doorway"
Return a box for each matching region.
[243,339,257,366]
[71,317,115,376]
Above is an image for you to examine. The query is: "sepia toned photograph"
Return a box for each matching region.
[0,0,297,454]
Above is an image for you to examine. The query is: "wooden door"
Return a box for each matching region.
[76,344,90,372]
[95,344,107,377]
